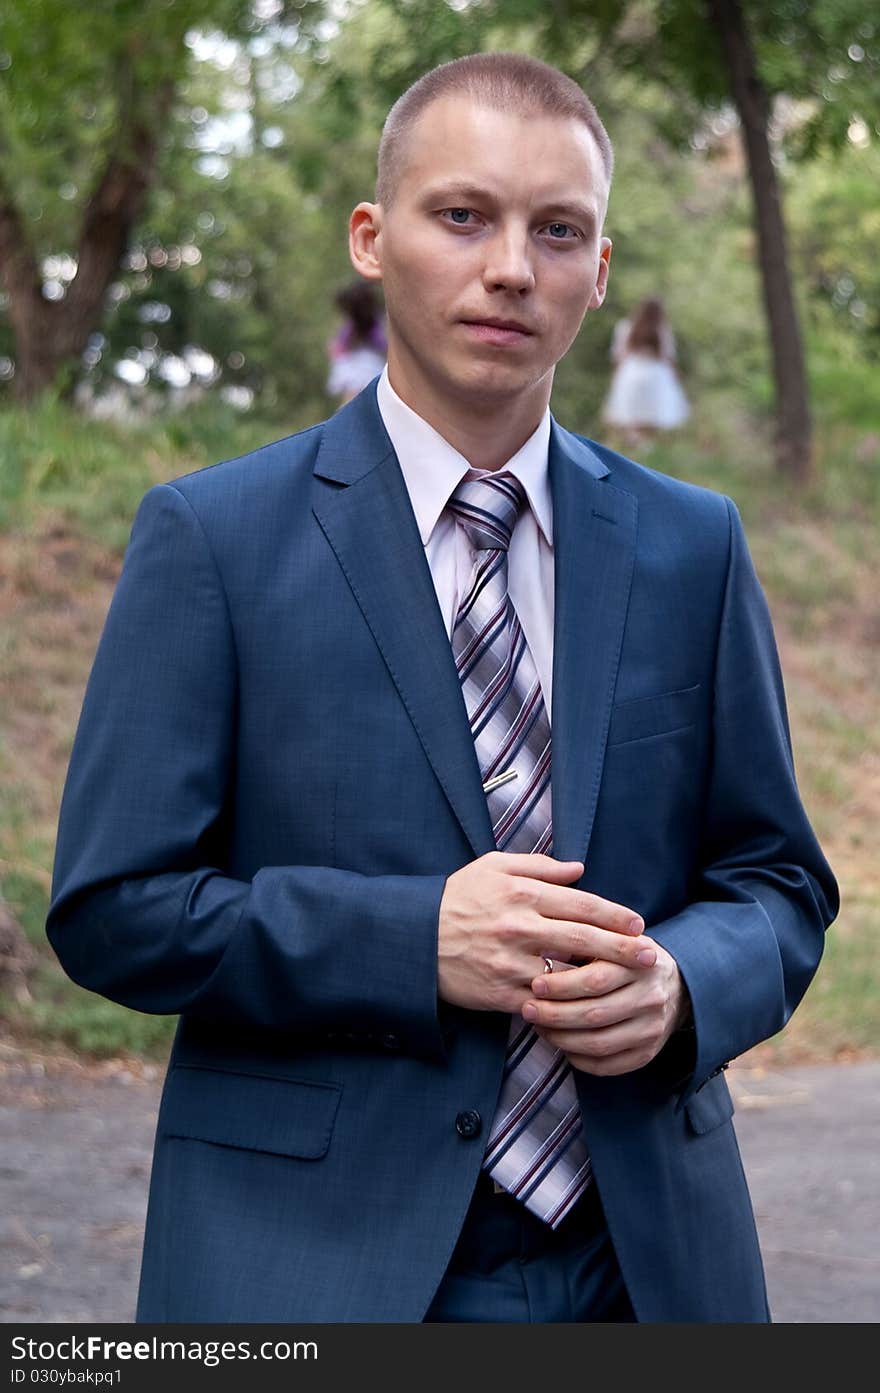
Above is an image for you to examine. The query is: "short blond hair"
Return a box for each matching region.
[376,52,614,207]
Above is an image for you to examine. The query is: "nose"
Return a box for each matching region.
[481,223,535,295]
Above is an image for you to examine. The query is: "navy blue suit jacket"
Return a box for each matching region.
[48,382,837,1321]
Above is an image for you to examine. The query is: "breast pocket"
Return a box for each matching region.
[607,683,702,747]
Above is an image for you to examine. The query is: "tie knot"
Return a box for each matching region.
[448,473,526,553]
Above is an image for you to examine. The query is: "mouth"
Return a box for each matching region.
[460,317,536,345]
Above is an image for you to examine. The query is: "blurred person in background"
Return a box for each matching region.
[326,279,388,406]
[602,296,690,448]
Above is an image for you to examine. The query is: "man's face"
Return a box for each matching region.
[352,94,611,416]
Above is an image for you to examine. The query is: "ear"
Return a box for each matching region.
[349,202,384,282]
[587,237,612,311]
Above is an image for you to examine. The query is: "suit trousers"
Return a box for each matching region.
[423,1172,636,1322]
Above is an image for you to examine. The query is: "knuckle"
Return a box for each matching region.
[506,879,532,910]
[575,930,594,959]
[494,916,512,940]
[588,969,609,995]
[500,914,526,942]
[488,939,516,978]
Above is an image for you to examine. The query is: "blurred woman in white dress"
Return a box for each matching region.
[602,297,690,449]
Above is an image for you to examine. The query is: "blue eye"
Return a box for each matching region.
[448,208,471,224]
[547,223,574,239]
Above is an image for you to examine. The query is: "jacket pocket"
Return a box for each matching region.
[607,683,701,747]
[684,1072,735,1135]
[160,1065,342,1159]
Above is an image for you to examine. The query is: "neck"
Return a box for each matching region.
[386,352,551,472]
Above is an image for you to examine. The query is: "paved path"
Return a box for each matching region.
[731,1059,879,1322]
[1,1052,877,1323]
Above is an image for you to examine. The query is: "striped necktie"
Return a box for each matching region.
[448,472,592,1228]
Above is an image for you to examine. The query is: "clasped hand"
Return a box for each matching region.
[437,851,689,1077]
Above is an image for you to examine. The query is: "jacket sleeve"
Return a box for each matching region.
[649,497,839,1100]
[46,483,447,1061]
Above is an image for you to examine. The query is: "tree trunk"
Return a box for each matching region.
[3,286,84,403]
[706,0,812,485]
[0,81,174,404]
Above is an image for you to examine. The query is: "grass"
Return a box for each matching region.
[0,392,322,550]
[755,898,880,1064]
[1,382,878,1066]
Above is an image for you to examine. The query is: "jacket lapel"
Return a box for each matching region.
[311,386,495,858]
[549,421,638,863]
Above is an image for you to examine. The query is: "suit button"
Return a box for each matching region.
[381,1033,400,1050]
[455,1110,482,1140]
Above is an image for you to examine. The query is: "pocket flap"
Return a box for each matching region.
[608,683,701,746]
[685,1074,735,1135]
[160,1065,342,1159]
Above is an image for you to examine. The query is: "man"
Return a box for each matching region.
[48,52,837,1323]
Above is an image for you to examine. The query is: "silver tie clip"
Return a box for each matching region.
[482,768,518,794]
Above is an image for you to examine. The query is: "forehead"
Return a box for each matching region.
[395,94,607,209]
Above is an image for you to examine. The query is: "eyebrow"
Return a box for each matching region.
[419,182,598,234]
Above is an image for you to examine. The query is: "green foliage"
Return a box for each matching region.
[0,863,176,1058]
[2,0,879,425]
[0,0,329,406]
[762,899,880,1062]
[1,868,47,948]
[790,137,880,362]
[0,0,261,234]
[552,1,880,152]
[4,970,177,1058]
[0,392,310,547]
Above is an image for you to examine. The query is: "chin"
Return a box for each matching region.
[456,364,541,401]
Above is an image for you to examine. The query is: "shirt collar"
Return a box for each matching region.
[376,366,553,547]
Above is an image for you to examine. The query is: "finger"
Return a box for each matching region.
[525,992,638,1035]
[535,885,645,936]
[565,1046,654,1078]
[530,961,634,1000]
[534,956,577,979]
[536,1018,644,1057]
[500,854,585,883]
[536,920,656,970]
[525,986,645,1032]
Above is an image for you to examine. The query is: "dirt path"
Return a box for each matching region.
[0,1046,161,1323]
[1,1043,877,1323]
